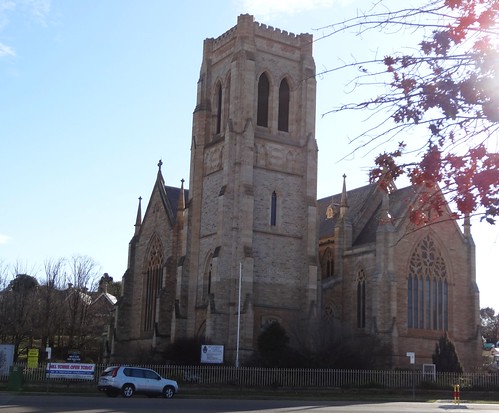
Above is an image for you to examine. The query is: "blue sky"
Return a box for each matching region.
[1,1,498,308]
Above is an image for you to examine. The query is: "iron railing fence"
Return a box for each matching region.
[2,363,499,390]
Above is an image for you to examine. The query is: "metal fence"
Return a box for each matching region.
[3,363,499,391]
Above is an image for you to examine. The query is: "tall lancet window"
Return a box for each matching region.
[321,248,334,279]
[407,235,448,330]
[357,269,366,328]
[143,234,164,332]
[257,73,270,127]
[216,82,223,134]
[278,78,290,132]
[205,259,212,296]
[270,191,277,226]
[200,254,214,304]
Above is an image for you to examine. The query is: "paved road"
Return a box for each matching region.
[0,394,498,413]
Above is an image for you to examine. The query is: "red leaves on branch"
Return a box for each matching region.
[325,0,498,225]
[410,145,443,187]
[374,0,499,224]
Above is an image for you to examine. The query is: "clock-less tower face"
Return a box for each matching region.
[181,14,319,362]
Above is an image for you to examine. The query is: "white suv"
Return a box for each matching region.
[97,366,178,398]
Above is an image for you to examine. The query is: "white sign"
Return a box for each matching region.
[0,344,15,376]
[406,351,415,364]
[46,363,95,380]
[200,345,224,364]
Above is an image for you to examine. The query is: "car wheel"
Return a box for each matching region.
[121,384,135,398]
[163,385,175,399]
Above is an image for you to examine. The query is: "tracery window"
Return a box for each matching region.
[257,73,270,127]
[407,235,448,330]
[143,234,164,332]
[278,78,290,132]
[324,302,336,320]
[357,269,366,328]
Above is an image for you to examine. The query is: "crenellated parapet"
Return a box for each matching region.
[206,14,312,56]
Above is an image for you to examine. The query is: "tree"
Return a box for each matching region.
[165,337,209,365]
[1,274,39,360]
[289,317,392,369]
[37,259,67,354]
[64,255,99,351]
[320,0,498,225]
[432,333,463,372]
[480,307,499,344]
[0,260,9,291]
[255,322,299,367]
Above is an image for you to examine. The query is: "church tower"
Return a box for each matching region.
[176,14,318,362]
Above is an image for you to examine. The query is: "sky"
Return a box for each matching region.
[1,1,498,308]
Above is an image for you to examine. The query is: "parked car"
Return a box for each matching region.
[97,366,178,398]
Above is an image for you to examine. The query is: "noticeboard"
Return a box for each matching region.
[200,345,224,364]
[27,348,39,369]
[0,344,15,375]
[46,363,95,380]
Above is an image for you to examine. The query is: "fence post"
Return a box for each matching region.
[453,384,460,405]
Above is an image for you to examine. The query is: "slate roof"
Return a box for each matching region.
[317,183,379,240]
[165,181,417,247]
[163,185,189,223]
[354,186,417,245]
[318,184,418,246]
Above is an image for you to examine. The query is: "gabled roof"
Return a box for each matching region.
[64,289,92,305]
[317,183,379,240]
[92,291,117,306]
[318,184,419,246]
[164,185,189,222]
[354,186,417,245]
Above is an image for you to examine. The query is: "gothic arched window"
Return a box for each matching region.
[257,73,270,127]
[407,235,448,330]
[321,248,334,279]
[143,234,164,332]
[200,254,214,304]
[270,191,277,226]
[278,78,290,132]
[215,82,223,133]
[225,74,231,128]
[357,269,366,328]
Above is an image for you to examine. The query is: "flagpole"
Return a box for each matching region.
[236,262,242,368]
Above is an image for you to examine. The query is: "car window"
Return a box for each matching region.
[131,368,145,378]
[144,370,159,380]
[100,368,114,377]
[123,368,132,377]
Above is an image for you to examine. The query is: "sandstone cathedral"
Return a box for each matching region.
[108,15,481,370]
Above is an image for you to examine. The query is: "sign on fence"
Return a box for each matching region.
[200,345,224,364]
[46,363,95,380]
[27,348,39,369]
[0,344,14,376]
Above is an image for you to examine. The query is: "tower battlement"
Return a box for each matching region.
[209,14,312,52]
